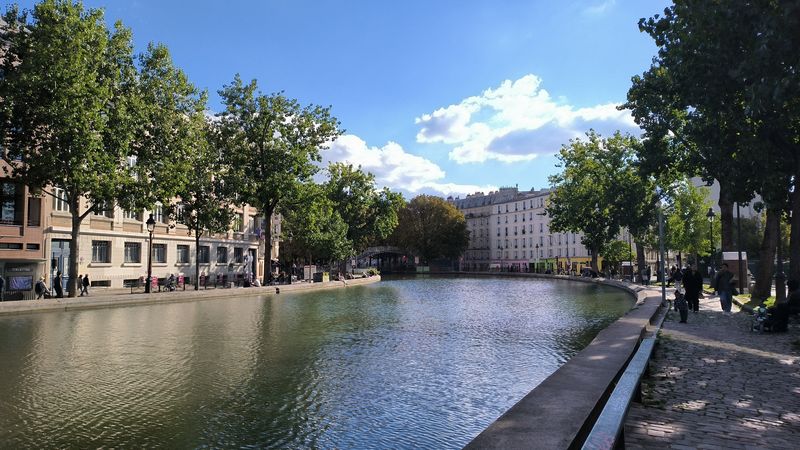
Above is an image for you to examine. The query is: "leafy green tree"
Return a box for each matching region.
[216,75,342,281]
[175,122,238,290]
[601,240,630,276]
[0,1,139,297]
[547,131,647,271]
[324,163,404,254]
[663,180,714,266]
[281,183,352,266]
[391,195,469,264]
[624,1,761,255]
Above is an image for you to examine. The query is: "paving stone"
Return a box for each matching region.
[623,291,800,449]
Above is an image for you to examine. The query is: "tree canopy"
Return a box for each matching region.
[547,130,651,271]
[0,0,201,296]
[391,195,469,264]
[216,74,342,278]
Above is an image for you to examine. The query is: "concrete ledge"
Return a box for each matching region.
[461,274,663,449]
[0,275,380,317]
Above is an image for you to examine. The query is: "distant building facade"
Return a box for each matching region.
[450,187,594,273]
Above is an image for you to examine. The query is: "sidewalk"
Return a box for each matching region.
[624,291,800,449]
[0,276,378,316]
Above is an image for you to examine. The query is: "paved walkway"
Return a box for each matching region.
[624,292,800,449]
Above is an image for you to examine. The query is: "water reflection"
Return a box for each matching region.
[0,276,632,448]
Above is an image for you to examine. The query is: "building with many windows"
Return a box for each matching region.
[450,187,595,273]
[44,191,278,290]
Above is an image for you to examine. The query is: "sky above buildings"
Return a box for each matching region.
[14,0,672,198]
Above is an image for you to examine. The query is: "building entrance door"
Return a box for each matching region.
[51,239,71,291]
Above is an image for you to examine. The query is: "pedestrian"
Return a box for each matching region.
[673,266,683,290]
[77,274,84,296]
[35,276,50,299]
[713,263,734,313]
[0,274,4,301]
[54,271,64,298]
[674,289,689,323]
[682,265,703,312]
[645,266,651,286]
[81,273,90,296]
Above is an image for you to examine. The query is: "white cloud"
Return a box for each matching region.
[414,74,640,164]
[583,0,617,16]
[323,134,496,197]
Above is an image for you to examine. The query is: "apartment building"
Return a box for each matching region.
[0,164,47,296]
[451,187,593,273]
[43,191,280,290]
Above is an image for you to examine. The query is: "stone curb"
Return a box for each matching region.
[0,276,380,317]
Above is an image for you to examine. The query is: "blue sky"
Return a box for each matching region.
[15,0,671,198]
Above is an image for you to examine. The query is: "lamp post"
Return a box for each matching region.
[145,213,156,293]
[707,208,716,272]
[776,213,787,304]
[535,243,539,273]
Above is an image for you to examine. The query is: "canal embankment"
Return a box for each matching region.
[0,275,380,316]
[454,272,665,449]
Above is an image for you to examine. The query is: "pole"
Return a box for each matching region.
[658,204,666,304]
[628,231,633,281]
[146,229,153,294]
[736,202,745,293]
[776,215,786,304]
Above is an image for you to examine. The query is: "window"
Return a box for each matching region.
[152,203,164,224]
[52,187,70,212]
[93,200,114,218]
[198,246,210,264]
[0,243,23,249]
[124,209,142,221]
[177,245,190,263]
[26,243,40,250]
[27,197,41,226]
[124,242,141,263]
[153,244,166,263]
[235,213,245,232]
[0,182,24,225]
[539,223,543,232]
[92,240,110,263]
[216,246,228,263]
[234,247,244,263]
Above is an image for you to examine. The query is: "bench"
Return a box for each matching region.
[581,337,657,450]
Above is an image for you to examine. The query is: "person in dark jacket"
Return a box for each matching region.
[682,265,704,312]
[81,274,90,296]
[54,271,64,298]
[713,263,735,312]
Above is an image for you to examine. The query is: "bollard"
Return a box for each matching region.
[275,287,280,294]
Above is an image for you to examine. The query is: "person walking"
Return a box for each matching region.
[81,274,90,296]
[682,265,703,312]
[0,274,4,301]
[713,263,735,313]
[54,271,64,298]
[674,289,689,323]
[35,276,50,299]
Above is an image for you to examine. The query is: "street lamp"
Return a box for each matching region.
[145,213,156,293]
[707,208,716,270]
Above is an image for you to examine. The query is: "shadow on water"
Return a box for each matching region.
[0,276,633,449]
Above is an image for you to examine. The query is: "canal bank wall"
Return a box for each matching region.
[0,275,381,317]
[450,272,664,449]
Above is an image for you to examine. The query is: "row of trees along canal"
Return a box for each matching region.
[546,1,799,301]
[0,0,470,297]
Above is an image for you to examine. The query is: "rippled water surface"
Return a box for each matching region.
[0,276,632,448]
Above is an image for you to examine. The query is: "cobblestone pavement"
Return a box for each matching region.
[624,293,800,449]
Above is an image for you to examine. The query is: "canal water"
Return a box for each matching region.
[0,276,633,448]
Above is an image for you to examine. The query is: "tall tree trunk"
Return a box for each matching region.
[790,186,800,282]
[194,228,201,290]
[718,183,735,252]
[68,208,81,298]
[635,241,646,278]
[590,246,599,272]
[752,207,779,301]
[262,209,275,285]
